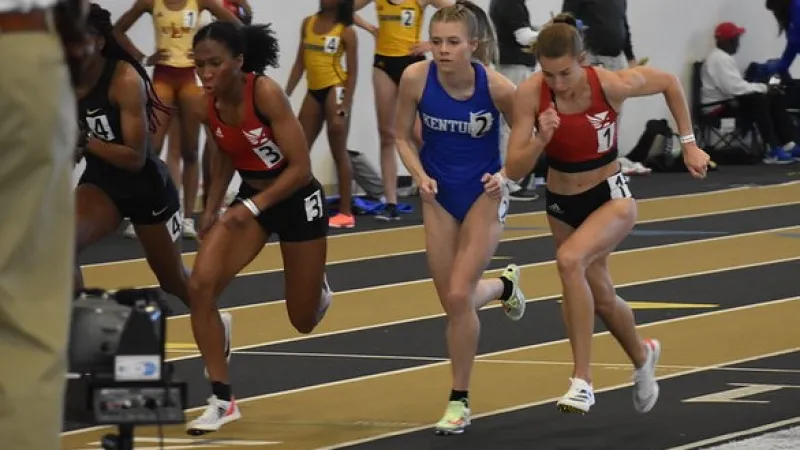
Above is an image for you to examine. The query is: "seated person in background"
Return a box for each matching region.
[701,22,798,164]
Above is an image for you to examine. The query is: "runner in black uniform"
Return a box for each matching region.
[74,3,190,306]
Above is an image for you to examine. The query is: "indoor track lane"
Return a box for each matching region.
[63,169,800,450]
[75,164,800,266]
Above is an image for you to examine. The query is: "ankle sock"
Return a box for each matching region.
[211,381,232,401]
[449,389,469,406]
[499,276,514,301]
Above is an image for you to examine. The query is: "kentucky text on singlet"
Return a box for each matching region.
[417,61,502,185]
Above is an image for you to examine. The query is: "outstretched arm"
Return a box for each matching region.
[600,66,693,140]
[599,66,710,177]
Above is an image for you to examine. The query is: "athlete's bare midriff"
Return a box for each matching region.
[546,159,622,196]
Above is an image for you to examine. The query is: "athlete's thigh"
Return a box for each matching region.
[450,194,504,290]
[281,237,327,318]
[273,179,329,317]
[372,68,398,132]
[547,215,575,250]
[130,181,186,295]
[176,84,202,152]
[135,216,184,278]
[191,212,269,299]
[322,85,350,147]
[152,81,177,150]
[421,199,460,299]
[560,198,637,266]
[297,93,325,149]
[75,183,122,252]
[165,116,181,159]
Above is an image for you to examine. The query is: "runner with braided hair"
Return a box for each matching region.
[74,3,191,313]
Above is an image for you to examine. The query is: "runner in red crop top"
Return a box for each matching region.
[185,21,333,435]
[501,14,711,416]
[205,72,290,178]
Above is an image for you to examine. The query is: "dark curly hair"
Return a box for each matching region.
[193,21,280,74]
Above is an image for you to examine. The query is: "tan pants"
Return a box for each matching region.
[0,30,77,450]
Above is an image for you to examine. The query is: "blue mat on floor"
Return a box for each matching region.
[326,195,414,215]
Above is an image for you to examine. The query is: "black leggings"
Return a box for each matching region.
[723,92,798,148]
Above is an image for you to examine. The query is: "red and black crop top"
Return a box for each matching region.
[538,66,619,173]
[206,72,288,179]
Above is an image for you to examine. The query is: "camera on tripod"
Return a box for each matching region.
[69,288,188,450]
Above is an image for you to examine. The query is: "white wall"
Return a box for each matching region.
[84,0,797,189]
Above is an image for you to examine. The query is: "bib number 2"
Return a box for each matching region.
[400,9,416,27]
[607,173,632,200]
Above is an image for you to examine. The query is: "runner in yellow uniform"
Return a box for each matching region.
[286,0,359,229]
[112,0,242,238]
[353,0,453,221]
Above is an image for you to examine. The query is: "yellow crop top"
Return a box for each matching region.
[152,0,202,68]
[302,15,348,91]
[375,0,423,57]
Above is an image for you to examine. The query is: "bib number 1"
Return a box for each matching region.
[596,123,615,153]
[608,172,632,200]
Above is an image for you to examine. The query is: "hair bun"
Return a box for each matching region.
[552,13,578,28]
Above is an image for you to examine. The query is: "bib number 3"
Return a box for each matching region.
[304,189,324,222]
[607,173,632,200]
[254,141,284,168]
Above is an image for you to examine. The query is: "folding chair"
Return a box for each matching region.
[691,61,764,162]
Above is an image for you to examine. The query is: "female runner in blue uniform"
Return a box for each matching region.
[503,14,710,415]
[185,20,332,435]
[394,0,526,436]
[74,4,190,307]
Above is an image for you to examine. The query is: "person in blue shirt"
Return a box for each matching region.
[764,0,800,74]
[394,0,526,436]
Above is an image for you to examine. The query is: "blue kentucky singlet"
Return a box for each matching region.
[418,61,501,187]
